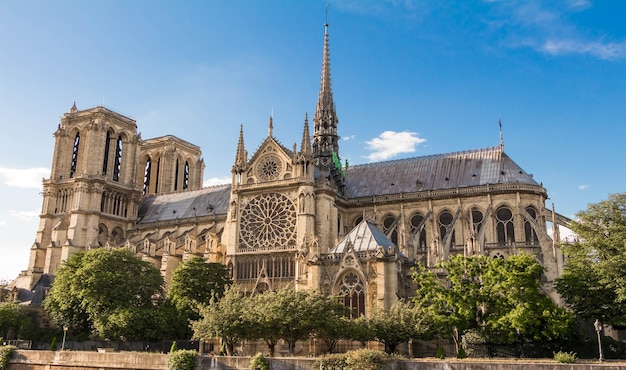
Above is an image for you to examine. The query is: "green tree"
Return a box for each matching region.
[369,300,428,354]
[346,315,374,348]
[192,284,250,356]
[556,192,626,327]
[246,287,342,356]
[0,302,36,340]
[43,248,164,339]
[167,258,232,321]
[413,254,575,351]
[309,295,348,353]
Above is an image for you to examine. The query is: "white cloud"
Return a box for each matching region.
[578,184,590,190]
[0,167,49,189]
[364,131,426,162]
[541,39,626,60]
[203,177,231,187]
[0,221,6,226]
[342,135,356,141]
[9,209,39,222]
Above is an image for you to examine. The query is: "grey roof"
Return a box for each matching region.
[344,147,538,198]
[138,184,231,223]
[330,220,396,254]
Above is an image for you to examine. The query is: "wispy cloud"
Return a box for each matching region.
[541,39,626,60]
[495,1,626,60]
[203,177,231,187]
[578,184,589,190]
[0,167,49,189]
[9,209,39,222]
[342,135,356,141]
[364,131,426,162]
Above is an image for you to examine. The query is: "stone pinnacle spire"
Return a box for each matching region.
[232,124,247,173]
[312,14,339,172]
[301,113,312,157]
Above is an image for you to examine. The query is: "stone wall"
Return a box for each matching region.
[9,350,626,370]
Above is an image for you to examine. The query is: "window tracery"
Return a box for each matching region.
[524,206,539,244]
[410,213,427,252]
[239,193,296,250]
[256,154,283,181]
[496,206,515,245]
[382,215,398,245]
[439,211,456,247]
[70,132,80,178]
[339,271,366,318]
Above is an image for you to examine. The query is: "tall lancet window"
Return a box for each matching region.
[339,271,365,319]
[70,132,80,178]
[113,136,122,182]
[183,161,189,190]
[524,206,539,245]
[102,131,111,175]
[142,158,151,195]
[496,206,515,245]
[174,158,179,191]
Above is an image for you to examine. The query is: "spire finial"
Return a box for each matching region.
[499,117,504,151]
[268,115,273,137]
[325,3,329,27]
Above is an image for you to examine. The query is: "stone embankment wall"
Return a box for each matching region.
[9,350,626,370]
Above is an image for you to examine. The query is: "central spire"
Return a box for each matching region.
[312,10,339,173]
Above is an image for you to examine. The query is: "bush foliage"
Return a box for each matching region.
[167,349,197,370]
[0,345,16,370]
[553,351,577,363]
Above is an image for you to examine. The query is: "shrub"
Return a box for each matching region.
[310,352,348,370]
[50,337,57,351]
[249,352,269,370]
[345,349,389,370]
[554,351,577,363]
[461,329,488,358]
[457,346,467,359]
[168,349,197,370]
[170,341,178,353]
[435,346,445,359]
[0,345,16,370]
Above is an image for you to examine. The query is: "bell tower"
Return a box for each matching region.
[28,104,142,282]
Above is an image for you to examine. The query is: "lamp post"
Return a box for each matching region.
[594,319,604,362]
[61,326,68,350]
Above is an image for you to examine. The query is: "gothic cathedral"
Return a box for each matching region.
[11,21,568,316]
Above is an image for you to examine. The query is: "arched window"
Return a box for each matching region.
[439,211,456,247]
[354,216,363,227]
[183,161,189,190]
[142,158,151,195]
[382,215,398,245]
[496,206,515,245]
[155,158,161,193]
[470,208,484,236]
[70,132,80,178]
[339,271,366,318]
[113,136,122,182]
[102,131,111,175]
[174,158,179,191]
[410,213,427,252]
[524,206,539,245]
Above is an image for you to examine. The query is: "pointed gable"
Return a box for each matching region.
[330,220,396,254]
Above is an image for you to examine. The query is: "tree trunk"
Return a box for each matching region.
[266,340,276,357]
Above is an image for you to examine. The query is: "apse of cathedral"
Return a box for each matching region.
[10,20,568,315]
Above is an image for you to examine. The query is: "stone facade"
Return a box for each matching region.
[10,21,568,316]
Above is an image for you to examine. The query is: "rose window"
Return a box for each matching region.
[239,193,296,249]
[256,155,283,181]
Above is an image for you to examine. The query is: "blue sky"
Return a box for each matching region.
[1,0,625,282]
